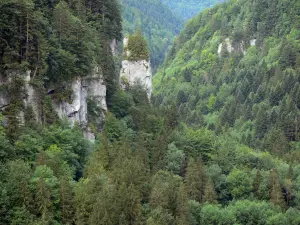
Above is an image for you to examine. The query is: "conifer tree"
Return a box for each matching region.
[35,178,53,224]
[185,158,205,203]
[269,169,286,209]
[175,183,189,225]
[203,178,217,204]
[59,177,74,224]
[253,169,262,199]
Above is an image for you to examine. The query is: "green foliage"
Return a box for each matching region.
[126,29,150,61]
[165,142,185,175]
[226,168,253,199]
[2,0,300,223]
[161,0,225,21]
[121,0,182,69]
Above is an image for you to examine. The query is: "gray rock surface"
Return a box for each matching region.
[120,38,152,99]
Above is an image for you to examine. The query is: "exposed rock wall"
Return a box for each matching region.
[110,38,119,56]
[0,67,107,143]
[53,66,107,142]
[217,38,257,57]
[120,38,152,99]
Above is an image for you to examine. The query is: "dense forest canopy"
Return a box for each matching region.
[152,0,300,222]
[1,0,300,224]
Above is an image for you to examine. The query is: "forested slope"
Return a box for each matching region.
[151,0,300,222]
[161,0,225,20]
[1,0,300,224]
[154,0,300,149]
[121,0,183,69]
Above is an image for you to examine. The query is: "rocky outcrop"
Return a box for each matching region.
[53,66,107,142]
[0,67,107,143]
[0,71,38,126]
[217,38,257,57]
[53,78,87,127]
[110,38,119,56]
[120,38,152,99]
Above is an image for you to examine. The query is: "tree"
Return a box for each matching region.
[269,169,286,209]
[175,183,189,225]
[255,107,269,139]
[203,179,217,204]
[253,169,262,199]
[126,29,150,61]
[165,142,185,175]
[59,177,74,224]
[185,158,205,203]
[35,178,53,223]
[226,169,252,199]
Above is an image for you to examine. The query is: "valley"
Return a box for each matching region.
[0,0,300,224]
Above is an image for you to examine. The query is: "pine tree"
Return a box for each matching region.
[203,178,217,204]
[175,183,189,225]
[269,169,286,209]
[253,169,262,199]
[127,29,149,61]
[255,107,269,139]
[59,177,74,225]
[35,178,53,224]
[185,158,205,203]
[118,183,142,225]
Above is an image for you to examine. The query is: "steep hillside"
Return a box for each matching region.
[154,0,300,148]
[2,0,300,223]
[121,0,183,69]
[161,0,225,20]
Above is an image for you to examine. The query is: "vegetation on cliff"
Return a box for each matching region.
[125,29,150,61]
[1,0,300,224]
[121,0,183,69]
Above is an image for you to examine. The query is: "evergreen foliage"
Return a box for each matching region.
[1,0,300,223]
[126,29,149,61]
[121,0,183,69]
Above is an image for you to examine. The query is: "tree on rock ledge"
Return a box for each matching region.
[126,29,150,61]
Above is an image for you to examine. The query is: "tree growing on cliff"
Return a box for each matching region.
[126,29,150,61]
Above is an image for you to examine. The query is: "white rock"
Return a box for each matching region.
[120,59,152,99]
[83,127,95,143]
[24,70,40,121]
[84,67,107,111]
[120,37,152,99]
[54,66,107,129]
[225,38,234,53]
[250,39,256,46]
[217,43,223,56]
[54,78,86,126]
[110,38,118,56]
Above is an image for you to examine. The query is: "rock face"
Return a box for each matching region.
[120,38,152,99]
[110,38,119,56]
[217,38,257,57]
[54,78,88,127]
[0,67,107,143]
[53,66,107,142]
[0,70,37,116]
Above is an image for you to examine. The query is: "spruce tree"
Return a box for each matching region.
[35,178,53,224]
[203,178,217,204]
[253,169,262,199]
[269,169,286,209]
[185,158,205,203]
[175,183,189,225]
[59,177,74,225]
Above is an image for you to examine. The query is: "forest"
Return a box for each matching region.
[0,0,300,224]
[161,0,225,21]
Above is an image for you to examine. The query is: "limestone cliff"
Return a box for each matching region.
[120,37,152,99]
[0,66,107,143]
[217,38,257,57]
